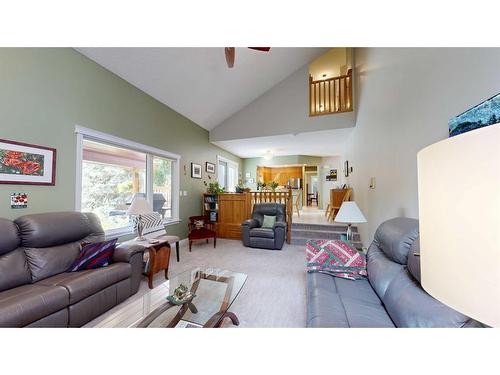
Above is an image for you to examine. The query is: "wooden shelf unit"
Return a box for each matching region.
[203,193,253,240]
[202,191,292,243]
[203,194,219,222]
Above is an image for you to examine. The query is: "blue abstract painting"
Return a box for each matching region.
[448,93,500,137]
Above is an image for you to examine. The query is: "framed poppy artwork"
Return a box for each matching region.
[0,139,56,185]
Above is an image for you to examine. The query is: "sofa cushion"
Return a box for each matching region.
[407,237,421,283]
[383,269,470,327]
[341,296,396,328]
[0,218,21,255]
[15,211,104,248]
[374,217,419,265]
[307,285,350,327]
[0,248,32,292]
[250,228,275,239]
[189,228,216,240]
[333,277,382,306]
[307,273,394,328]
[24,242,81,282]
[307,271,338,295]
[367,243,405,301]
[68,238,117,272]
[37,262,131,304]
[0,284,69,327]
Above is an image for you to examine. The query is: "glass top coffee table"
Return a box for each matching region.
[91,267,247,328]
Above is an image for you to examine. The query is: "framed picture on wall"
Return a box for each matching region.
[0,138,56,185]
[191,163,202,179]
[206,162,215,174]
[326,169,337,181]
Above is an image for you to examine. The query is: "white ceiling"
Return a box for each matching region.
[76,47,328,130]
[212,128,353,158]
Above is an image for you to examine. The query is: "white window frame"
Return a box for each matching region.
[216,155,239,192]
[75,125,181,237]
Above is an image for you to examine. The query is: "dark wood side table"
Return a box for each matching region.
[122,235,180,289]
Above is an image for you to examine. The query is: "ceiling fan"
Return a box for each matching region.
[224,47,271,68]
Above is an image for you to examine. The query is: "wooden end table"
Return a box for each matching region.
[122,235,180,289]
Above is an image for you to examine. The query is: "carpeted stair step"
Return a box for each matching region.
[291,222,358,233]
[291,228,361,241]
[290,222,361,247]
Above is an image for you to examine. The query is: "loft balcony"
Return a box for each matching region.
[309,69,353,116]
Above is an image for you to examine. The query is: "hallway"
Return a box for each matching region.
[292,206,332,225]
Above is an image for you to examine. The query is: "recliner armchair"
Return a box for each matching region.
[242,203,287,250]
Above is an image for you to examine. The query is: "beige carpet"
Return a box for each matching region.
[86,239,307,328]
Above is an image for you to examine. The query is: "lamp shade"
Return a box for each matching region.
[127,197,153,216]
[334,201,367,224]
[417,124,500,327]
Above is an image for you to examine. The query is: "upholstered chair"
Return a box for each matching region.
[188,215,216,251]
[241,203,286,250]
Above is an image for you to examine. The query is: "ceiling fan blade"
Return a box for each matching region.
[225,47,235,68]
[248,47,271,52]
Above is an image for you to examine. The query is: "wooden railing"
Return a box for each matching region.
[309,69,353,116]
[249,190,293,244]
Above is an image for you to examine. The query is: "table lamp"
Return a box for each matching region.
[418,124,499,327]
[127,197,153,240]
[334,201,367,241]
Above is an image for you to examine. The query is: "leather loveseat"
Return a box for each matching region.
[0,212,145,327]
[242,203,287,250]
[307,217,483,327]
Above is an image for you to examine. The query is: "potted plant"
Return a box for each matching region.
[204,181,225,195]
[267,181,279,192]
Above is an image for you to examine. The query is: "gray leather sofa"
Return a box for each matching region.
[0,212,145,327]
[242,203,287,250]
[307,217,482,328]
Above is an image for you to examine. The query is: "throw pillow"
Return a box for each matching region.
[194,219,205,229]
[135,212,164,235]
[262,215,276,228]
[67,238,118,272]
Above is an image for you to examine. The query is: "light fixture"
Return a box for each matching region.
[263,150,273,160]
[127,197,154,240]
[417,124,499,327]
[334,201,367,241]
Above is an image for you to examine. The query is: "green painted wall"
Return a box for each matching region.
[0,48,241,239]
[242,155,323,190]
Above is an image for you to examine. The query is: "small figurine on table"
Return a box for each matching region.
[167,284,195,305]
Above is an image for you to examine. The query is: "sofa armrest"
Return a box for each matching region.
[274,222,286,250]
[274,221,286,229]
[113,242,145,263]
[242,219,259,228]
[241,219,259,247]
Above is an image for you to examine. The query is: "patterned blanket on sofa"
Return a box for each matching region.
[306,239,367,280]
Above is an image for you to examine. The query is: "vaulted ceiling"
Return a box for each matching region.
[76,47,329,130]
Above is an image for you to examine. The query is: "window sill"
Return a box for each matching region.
[163,218,181,225]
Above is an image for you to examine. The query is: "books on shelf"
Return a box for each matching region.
[204,195,217,203]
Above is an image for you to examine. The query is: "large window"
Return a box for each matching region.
[76,127,180,235]
[217,156,238,192]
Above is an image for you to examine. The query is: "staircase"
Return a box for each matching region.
[290,222,362,248]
